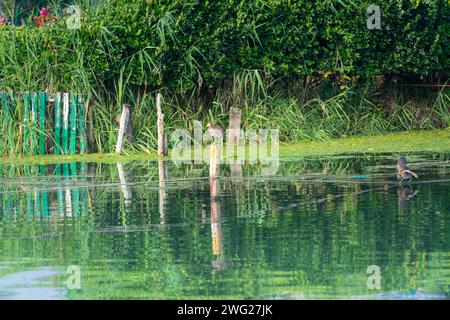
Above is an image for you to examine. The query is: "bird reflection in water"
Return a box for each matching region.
[398,187,419,209]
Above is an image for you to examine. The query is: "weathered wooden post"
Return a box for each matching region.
[115,104,130,154]
[54,93,62,155]
[227,107,243,180]
[69,94,78,155]
[38,92,47,155]
[227,107,241,144]
[22,92,31,154]
[156,93,168,157]
[78,94,88,154]
[62,93,70,155]
[86,98,96,152]
[31,93,39,155]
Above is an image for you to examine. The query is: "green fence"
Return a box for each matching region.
[0,92,88,155]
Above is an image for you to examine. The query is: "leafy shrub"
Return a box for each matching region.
[0,0,448,92]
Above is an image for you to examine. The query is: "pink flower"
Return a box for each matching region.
[40,7,48,17]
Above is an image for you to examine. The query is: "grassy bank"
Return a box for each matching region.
[1,84,448,156]
[0,128,448,165]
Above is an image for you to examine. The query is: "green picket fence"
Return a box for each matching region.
[0,92,88,155]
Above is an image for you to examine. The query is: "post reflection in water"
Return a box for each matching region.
[210,175,227,273]
[158,159,168,224]
[117,163,132,208]
[0,162,91,220]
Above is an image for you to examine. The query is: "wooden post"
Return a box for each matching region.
[38,92,47,155]
[115,104,130,154]
[31,93,38,155]
[22,92,30,154]
[78,94,88,154]
[227,107,241,144]
[227,107,243,180]
[163,132,168,157]
[157,93,168,156]
[69,94,78,155]
[230,163,243,180]
[62,93,70,154]
[54,93,62,155]
[87,98,96,151]
[209,143,221,199]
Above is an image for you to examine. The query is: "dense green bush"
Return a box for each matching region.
[0,0,448,92]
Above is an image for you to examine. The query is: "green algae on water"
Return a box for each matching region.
[0,129,449,165]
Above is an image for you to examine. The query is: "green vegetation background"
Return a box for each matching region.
[0,0,449,155]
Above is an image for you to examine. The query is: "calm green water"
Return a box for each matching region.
[0,153,449,299]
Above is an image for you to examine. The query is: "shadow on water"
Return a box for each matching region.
[0,152,449,299]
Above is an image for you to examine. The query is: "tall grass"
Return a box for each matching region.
[1,67,449,156]
[85,75,449,155]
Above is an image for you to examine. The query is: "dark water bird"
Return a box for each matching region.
[397,156,418,183]
[207,123,224,142]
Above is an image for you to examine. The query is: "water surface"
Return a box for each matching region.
[0,153,449,299]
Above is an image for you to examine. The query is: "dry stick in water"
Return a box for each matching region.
[115,104,130,154]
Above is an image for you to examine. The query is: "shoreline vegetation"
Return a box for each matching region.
[0,128,448,165]
[0,1,448,156]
